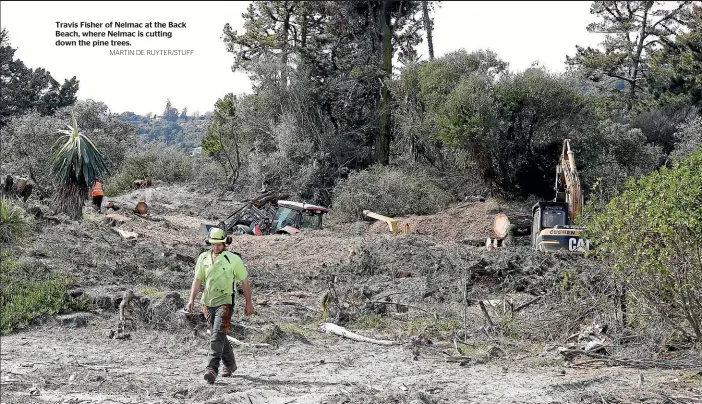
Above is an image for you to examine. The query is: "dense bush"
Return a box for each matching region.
[0,250,87,335]
[578,119,663,203]
[669,116,702,162]
[587,146,702,341]
[104,141,222,196]
[240,112,329,201]
[331,165,453,221]
[0,197,85,335]
[0,101,137,198]
[0,197,35,244]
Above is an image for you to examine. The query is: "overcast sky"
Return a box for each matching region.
[1,1,604,116]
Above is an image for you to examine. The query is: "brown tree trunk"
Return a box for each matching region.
[280,1,292,90]
[376,0,392,165]
[627,1,653,111]
[301,9,308,49]
[423,0,434,60]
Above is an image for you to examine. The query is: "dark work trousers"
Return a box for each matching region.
[203,304,236,373]
[92,195,103,212]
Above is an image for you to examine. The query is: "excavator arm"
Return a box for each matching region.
[555,139,583,224]
[490,138,590,253]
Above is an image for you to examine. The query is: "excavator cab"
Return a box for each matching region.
[532,201,590,252]
[531,139,592,253]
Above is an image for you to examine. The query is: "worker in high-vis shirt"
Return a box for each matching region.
[91,180,104,213]
[187,227,253,384]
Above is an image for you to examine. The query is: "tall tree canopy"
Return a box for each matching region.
[0,28,79,128]
[566,1,696,112]
[222,1,431,166]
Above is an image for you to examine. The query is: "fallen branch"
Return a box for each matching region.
[559,349,702,370]
[130,212,162,222]
[513,295,544,313]
[444,355,472,363]
[204,330,271,348]
[478,301,495,328]
[112,228,139,240]
[318,322,401,346]
[225,335,271,348]
[660,393,702,404]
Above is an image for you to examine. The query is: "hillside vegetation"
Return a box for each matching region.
[1,2,701,403]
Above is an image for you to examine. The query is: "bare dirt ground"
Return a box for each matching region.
[2,185,701,404]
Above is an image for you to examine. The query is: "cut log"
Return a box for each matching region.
[493,213,510,238]
[318,322,401,346]
[492,213,532,239]
[134,201,148,215]
[116,201,148,215]
[112,228,139,240]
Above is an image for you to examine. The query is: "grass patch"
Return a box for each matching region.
[139,285,164,297]
[455,341,489,356]
[408,316,433,334]
[0,250,88,335]
[261,322,316,344]
[436,318,462,332]
[408,316,462,334]
[353,313,385,329]
[280,322,307,337]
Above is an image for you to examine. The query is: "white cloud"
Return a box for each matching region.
[0,1,605,116]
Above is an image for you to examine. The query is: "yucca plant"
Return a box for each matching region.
[49,114,109,220]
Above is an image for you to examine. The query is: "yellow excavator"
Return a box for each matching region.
[531,139,591,253]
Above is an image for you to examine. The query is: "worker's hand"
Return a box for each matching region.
[186,300,195,313]
[244,304,253,316]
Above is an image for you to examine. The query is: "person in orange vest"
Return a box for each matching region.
[91,179,105,213]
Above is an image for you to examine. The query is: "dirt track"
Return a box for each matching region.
[3,314,700,404]
[2,185,701,404]
[2,315,700,404]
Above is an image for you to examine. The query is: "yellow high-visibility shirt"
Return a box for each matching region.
[194,250,248,307]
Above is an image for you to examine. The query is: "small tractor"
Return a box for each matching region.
[269,200,329,235]
[201,196,329,237]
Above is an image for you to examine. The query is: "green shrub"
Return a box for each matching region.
[0,250,88,335]
[331,165,453,221]
[0,197,35,244]
[586,146,702,341]
[104,141,220,195]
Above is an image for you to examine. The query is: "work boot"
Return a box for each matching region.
[221,365,235,377]
[204,368,217,384]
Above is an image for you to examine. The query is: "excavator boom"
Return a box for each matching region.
[556,139,583,223]
[488,139,591,253]
[532,139,590,253]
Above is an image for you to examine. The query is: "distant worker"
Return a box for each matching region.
[16,178,32,203]
[3,175,12,194]
[186,227,253,384]
[91,179,104,213]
